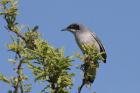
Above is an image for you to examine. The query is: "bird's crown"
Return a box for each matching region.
[66,23,80,30]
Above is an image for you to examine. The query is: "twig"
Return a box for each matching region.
[78,79,85,93]
[13,54,24,93]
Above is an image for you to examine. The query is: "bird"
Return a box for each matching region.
[61,23,107,92]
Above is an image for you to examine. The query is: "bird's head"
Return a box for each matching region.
[61,23,82,33]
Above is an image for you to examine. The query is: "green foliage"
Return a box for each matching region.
[0,0,105,93]
[0,0,18,31]
[0,0,74,93]
[77,44,105,93]
[0,72,10,84]
[25,38,74,92]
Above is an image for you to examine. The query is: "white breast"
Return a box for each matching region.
[74,31,100,52]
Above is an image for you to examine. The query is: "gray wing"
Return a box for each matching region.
[90,31,107,63]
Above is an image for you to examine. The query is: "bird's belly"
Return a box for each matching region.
[75,32,100,52]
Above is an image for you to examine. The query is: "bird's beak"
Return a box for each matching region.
[61,28,67,31]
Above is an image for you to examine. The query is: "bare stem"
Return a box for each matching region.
[13,54,24,93]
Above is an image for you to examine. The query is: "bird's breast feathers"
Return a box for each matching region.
[75,31,100,51]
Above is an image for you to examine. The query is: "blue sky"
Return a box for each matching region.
[0,0,140,93]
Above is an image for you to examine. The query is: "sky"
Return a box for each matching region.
[0,0,140,93]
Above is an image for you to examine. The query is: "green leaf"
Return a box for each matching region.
[0,72,10,84]
[8,59,16,64]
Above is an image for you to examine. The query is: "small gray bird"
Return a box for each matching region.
[62,23,107,62]
[62,23,107,92]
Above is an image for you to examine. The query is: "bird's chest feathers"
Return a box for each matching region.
[75,31,93,44]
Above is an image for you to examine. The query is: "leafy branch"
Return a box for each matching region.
[0,0,74,93]
[76,45,105,93]
[0,0,105,93]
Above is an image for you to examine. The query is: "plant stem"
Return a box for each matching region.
[13,55,24,93]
